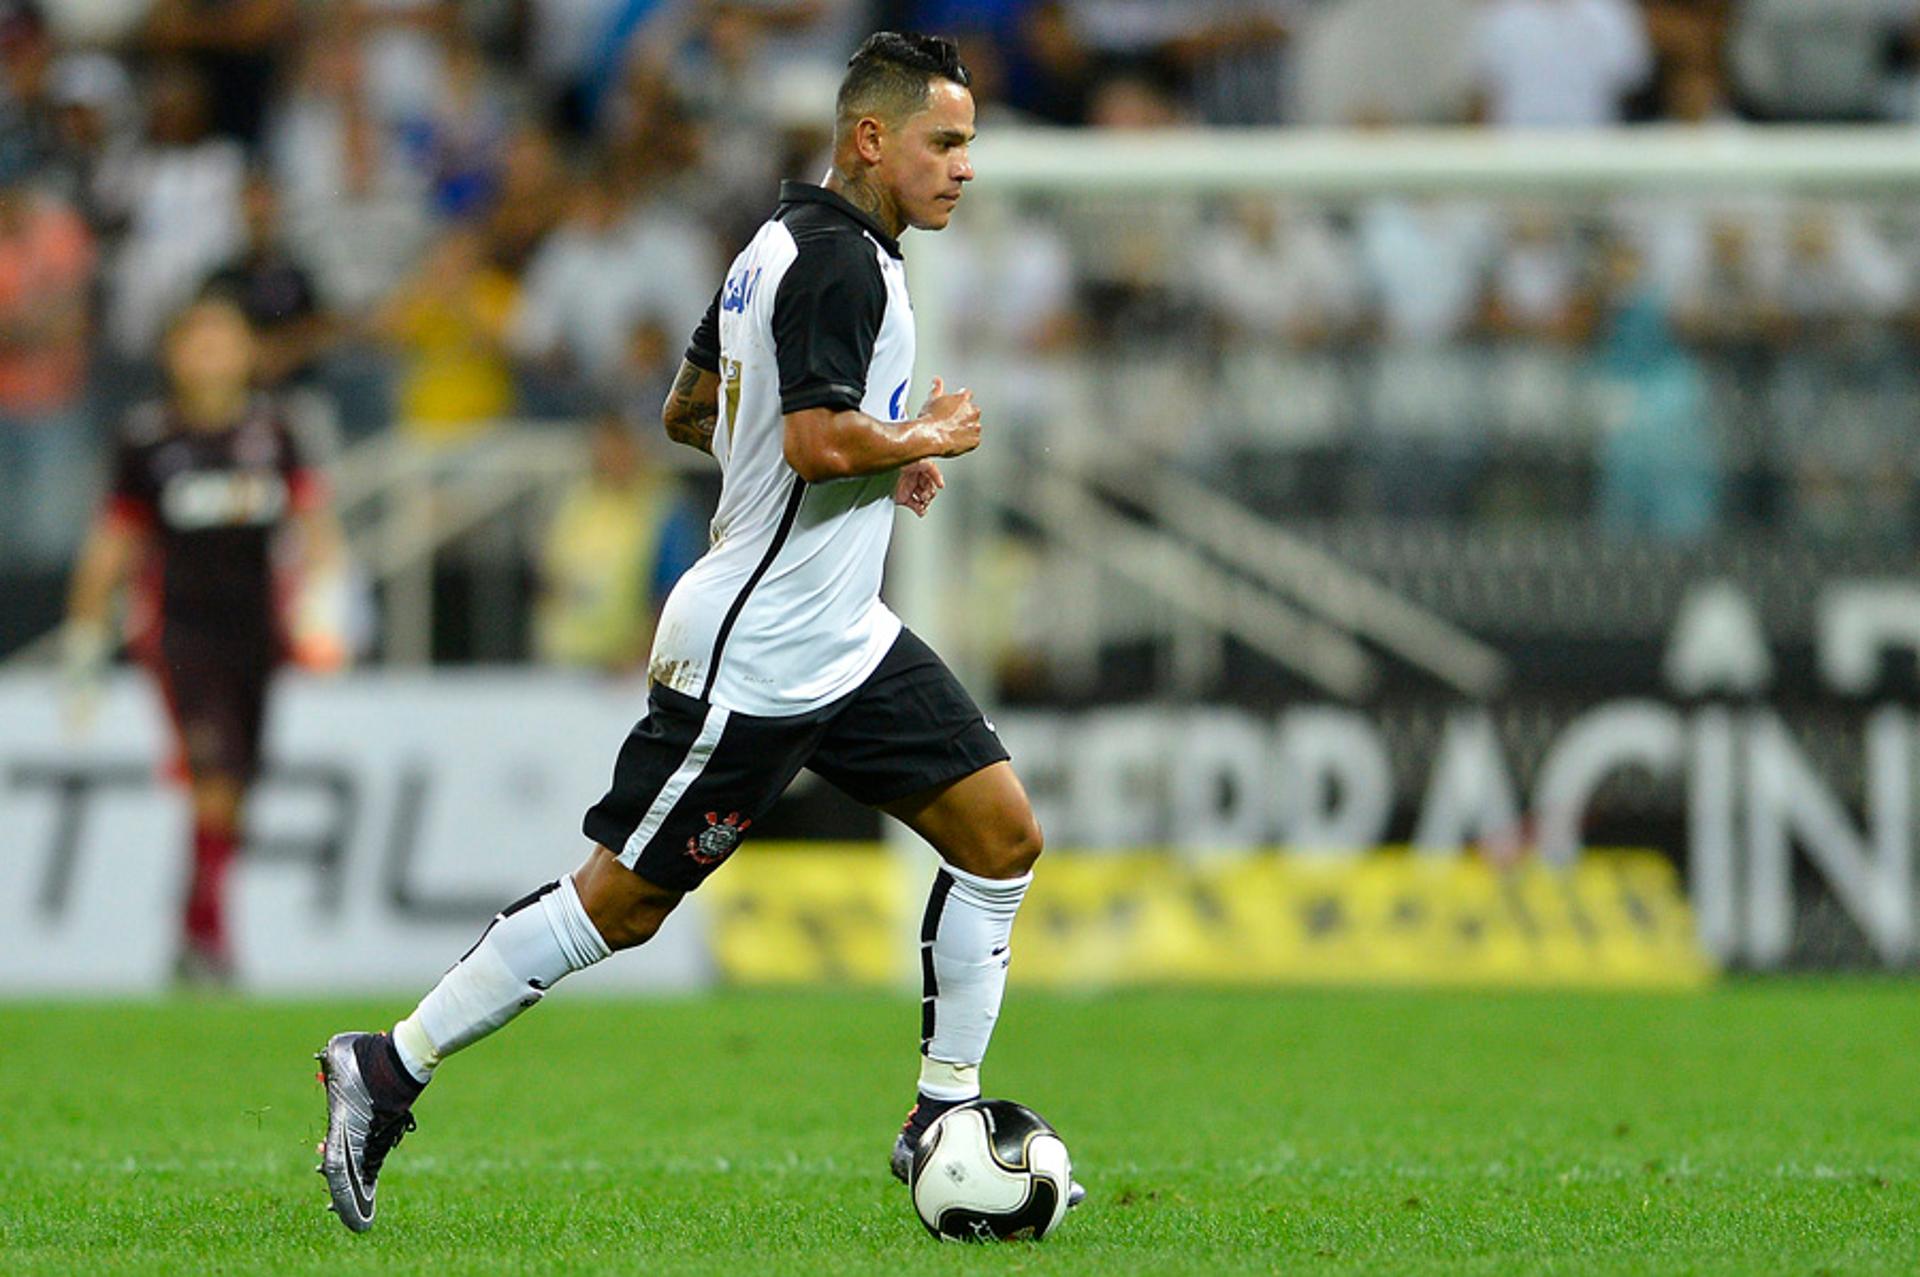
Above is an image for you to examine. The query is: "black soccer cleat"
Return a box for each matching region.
[889,1093,963,1184]
[315,1032,421,1233]
[889,1094,1087,1208]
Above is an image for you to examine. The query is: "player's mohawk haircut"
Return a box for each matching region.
[836,31,970,133]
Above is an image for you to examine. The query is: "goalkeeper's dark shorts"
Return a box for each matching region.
[583,628,1009,892]
[148,627,276,785]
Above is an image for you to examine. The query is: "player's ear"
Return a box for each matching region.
[854,114,886,166]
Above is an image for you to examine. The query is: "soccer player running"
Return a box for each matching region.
[317,31,1078,1231]
[65,294,346,984]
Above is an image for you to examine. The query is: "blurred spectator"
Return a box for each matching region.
[1637,0,1732,120]
[1775,206,1907,334]
[605,315,679,431]
[675,3,784,195]
[484,124,570,272]
[144,0,300,147]
[601,54,704,182]
[729,0,868,79]
[1661,56,1736,124]
[534,411,702,672]
[0,154,93,566]
[1291,0,1477,125]
[277,68,430,323]
[1671,211,1787,347]
[1011,1,1096,123]
[0,2,59,170]
[355,0,458,127]
[558,0,703,135]
[1730,0,1920,122]
[268,22,367,208]
[511,165,716,407]
[398,31,512,220]
[1085,64,1183,128]
[1357,199,1495,344]
[44,51,139,236]
[1470,0,1652,127]
[1194,198,1362,344]
[1071,70,1198,348]
[1356,197,1497,512]
[942,203,1078,448]
[201,171,331,387]
[375,225,518,441]
[1486,207,1587,343]
[891,0,1035,45]
[1176,3,1301,125]
[103,61,244,361]
[518,0,635,133]
[1594,240,1720,541]
[1061,0,1299,124]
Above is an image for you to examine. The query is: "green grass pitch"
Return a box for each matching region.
[3,984,1916,1275]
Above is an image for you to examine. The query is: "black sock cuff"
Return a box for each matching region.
[358,1033,426,1109]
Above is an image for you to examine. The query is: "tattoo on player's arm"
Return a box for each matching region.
[664,362,717,454]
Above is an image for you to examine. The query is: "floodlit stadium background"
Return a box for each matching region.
[4,0,1919,993]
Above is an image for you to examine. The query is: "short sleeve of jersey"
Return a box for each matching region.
[772,237,886,416]
[686,287,721,373]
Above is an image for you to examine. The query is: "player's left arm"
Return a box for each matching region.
[662,358,721,455]
[285,445,352,670]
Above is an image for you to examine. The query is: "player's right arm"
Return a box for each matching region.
[66,515,144,630]
[62,511,147,732]
[663,284,723,455]
[782,378,980,482]
[773,234,982,483]
[662,358,721,454]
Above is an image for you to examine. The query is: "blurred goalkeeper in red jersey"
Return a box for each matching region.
[64,294,348,985]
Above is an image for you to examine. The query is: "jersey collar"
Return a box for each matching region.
[778,180,903,259]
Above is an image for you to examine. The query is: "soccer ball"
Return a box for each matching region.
[908,1099,1073,1242]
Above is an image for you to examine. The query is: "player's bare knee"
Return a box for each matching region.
[576,858,683,951]
[1003,813,1044,877]
[597,894,677,951]
[965,812,1042,880]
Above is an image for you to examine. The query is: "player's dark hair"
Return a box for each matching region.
[836,32,970,133]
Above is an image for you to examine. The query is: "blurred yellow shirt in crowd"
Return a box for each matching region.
[536,472,672,671]
[390,268,519,440]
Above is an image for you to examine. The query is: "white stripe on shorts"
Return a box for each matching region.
[618,703,731,869]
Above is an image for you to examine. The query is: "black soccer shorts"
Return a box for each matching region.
[149,631,275,783]
[582,628,1009,892]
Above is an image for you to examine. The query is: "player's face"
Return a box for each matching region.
[882,80,975,232]
[166,304,255,399]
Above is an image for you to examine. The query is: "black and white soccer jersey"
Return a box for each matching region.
[651,180,916,716]
[584,180,1008,884]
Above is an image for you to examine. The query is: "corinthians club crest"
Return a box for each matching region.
[688,811,751,866]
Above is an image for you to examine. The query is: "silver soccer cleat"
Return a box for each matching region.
[315,1032,417,1233]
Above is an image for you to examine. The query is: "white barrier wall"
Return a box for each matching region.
[0,671,708,993]
[2,668,1904,988]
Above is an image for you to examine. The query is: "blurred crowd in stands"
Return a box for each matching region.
[6,0,1920,664]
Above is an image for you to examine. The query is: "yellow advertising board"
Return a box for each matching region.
[700,846,1714,990]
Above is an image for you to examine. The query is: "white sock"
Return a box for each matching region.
[391,874,611,1083]
[918,864,1031,1099]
